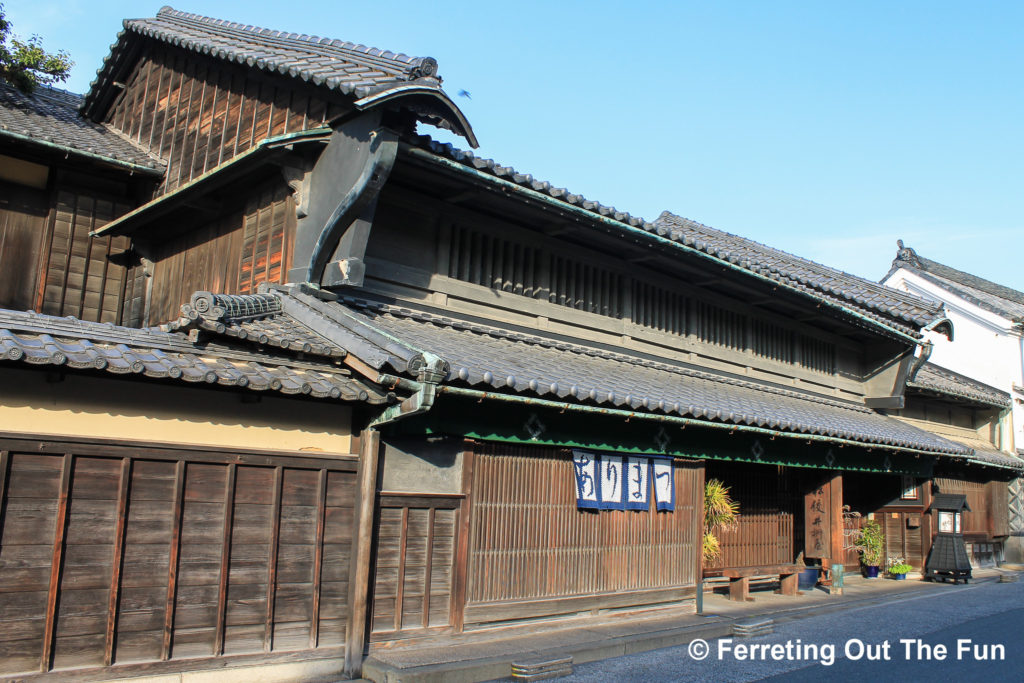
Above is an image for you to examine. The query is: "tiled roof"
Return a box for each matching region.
[82,6,440,118]
[961,444,1021,471]
[406,136,944,340]
[169,287,972,456]
[0,308,386,404]
[908,363,1012,409]
[0,82,163,172]
[655,213,945,337]
[887,242,1024,323]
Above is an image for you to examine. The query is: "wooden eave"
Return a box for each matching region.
[90,128,331,239]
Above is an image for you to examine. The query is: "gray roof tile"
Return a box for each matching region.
[408,136,944,339]
[888,242,1024,323]
[0,308,386,404]
[908,362,1011,409]
[185,288,971,456]
[82,6,439,118]
[0,82,163,172]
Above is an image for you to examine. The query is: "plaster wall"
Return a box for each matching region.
[0,367,353,454]
[380,437,464,494]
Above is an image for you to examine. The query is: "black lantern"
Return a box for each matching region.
[924,493,971,584]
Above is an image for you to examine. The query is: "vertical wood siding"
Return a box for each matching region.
[38,189,134,324]
[103,46,348,197]
[0,181,48,312]
[370,495,458,639]
[147,182,295,325]
[464,444,700,617]
[0,437,355,678]
[934,476,1006,539]
[704,462,796,570]
[440,223,837,377]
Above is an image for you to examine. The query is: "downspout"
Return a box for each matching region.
[367,361,446,427]
[907,340,933,383]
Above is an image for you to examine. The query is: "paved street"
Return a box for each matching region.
[557,578,1024,682]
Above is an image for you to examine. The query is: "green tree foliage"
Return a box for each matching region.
[0,4,73,93]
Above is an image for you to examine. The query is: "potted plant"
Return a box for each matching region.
[855,519,884,578]
[702,479,739,564]
[887,557,913,580]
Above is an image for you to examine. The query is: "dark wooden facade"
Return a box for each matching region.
[145,179,296,325]
[0,172,135,324]
[103,44,347,197]
[0,434,357,680]
[461,443,702,627]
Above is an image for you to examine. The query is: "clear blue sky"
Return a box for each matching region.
[11,1,1024,290]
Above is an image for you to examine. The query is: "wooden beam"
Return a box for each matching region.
[162,460,186,661]
[214,463,237,656]
[264,466,283,652]
[451,440,475,633]
[40,453,73,672]
[308,468,328,649]
[422,507,435,629]
[829,472,844,569]
[394,507,409,632]
[104,458,131,666]
[343,428,381,679]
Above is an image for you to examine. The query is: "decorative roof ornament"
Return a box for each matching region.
[894,239,923,269]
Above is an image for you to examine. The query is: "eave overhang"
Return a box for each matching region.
[90,127,332,239]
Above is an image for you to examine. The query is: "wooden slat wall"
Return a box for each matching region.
[38,189,133,324]
[465,444,700,614]
[103,45,347,197]
[369,495,458,639]
[0,437,356,678]
[882,512,924,568]
[0,180,48,312]
[705,463,796,570]
[934,476,990,537]
[147,181,295,325]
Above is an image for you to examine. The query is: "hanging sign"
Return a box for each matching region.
[599,454,625,509]
[625,457,650,510]
[652,459,675,511]
[572,449,600,509]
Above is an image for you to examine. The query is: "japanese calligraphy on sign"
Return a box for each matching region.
[804,483,832,559]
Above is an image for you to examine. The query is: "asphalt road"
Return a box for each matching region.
[557,578,1024,682]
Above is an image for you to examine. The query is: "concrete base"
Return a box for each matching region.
[105,658,346,683]
[1003,536,1024,565]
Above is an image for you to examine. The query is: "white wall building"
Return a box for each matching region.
[882,240,1024,562]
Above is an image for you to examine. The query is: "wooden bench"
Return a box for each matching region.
[703,564,803,602]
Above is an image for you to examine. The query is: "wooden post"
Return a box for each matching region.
[450,440,475,633]
[779,572,799,596]
[344,428,381,679]
[828,472,844,570]
[40,454,73,672]
[104,458,131,666]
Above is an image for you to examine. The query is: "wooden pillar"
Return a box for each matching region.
[828,471,844,568]
[344,428,381,679]
[450,440,475,633]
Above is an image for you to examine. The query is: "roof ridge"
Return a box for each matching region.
[657,211,943,313]
[148,6,423,77]
[915,254,1024,307]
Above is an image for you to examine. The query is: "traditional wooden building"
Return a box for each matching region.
[1,7,1022,683]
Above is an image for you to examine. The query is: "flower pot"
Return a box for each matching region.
[865,565,880,578]
[891,573,907,580]
[798,567,819,590]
